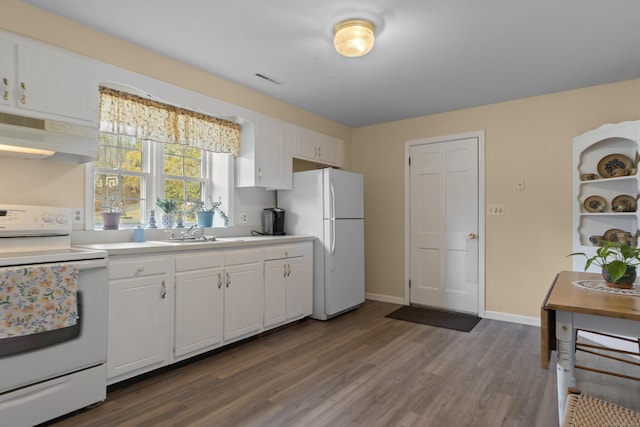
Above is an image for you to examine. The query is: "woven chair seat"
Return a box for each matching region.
[562,391,640,427]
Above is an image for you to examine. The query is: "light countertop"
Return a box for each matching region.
[74,235,314,256]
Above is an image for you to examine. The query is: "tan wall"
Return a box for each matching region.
[0,0,351,207]
[352,79,640,318]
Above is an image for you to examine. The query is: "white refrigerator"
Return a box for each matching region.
[278,168,365,320]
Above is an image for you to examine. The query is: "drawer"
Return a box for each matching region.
[175,251,224,272]
[109,257,168,279]
[224,249,262,266]
[264,244,305,260]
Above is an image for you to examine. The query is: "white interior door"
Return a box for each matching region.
[408,136,480,314]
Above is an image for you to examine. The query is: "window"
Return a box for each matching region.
[94,86,240,229]
[162,144,205,224]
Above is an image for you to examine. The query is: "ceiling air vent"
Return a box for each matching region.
[255,73,282,85]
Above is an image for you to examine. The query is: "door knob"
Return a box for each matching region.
[468,233,478,239]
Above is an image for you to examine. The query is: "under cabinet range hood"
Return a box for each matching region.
[0,112,98,163]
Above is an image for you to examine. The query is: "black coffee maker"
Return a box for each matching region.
[262,208,285,235]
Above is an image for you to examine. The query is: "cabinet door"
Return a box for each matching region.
[317,134,343,167]
[256,115,293,189]
[0,36,13,107]
[224,262,263,341]
[264,259,286,328]
[174,267,224,358]
[108,275,171,381]
[294,126,320,161]
[16,42,96,123]
[286,256,305,320]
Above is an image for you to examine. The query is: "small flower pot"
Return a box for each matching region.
[161,212,175,229]
[197,211,214,227]
[602,266,636,289]
[102,212,122,230]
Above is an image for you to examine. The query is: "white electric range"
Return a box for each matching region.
[0,204,108,427]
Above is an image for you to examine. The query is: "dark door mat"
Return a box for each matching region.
[385,306,481,332]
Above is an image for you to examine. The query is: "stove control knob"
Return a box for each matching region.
[42,212,54,222]
[56,214,67,224]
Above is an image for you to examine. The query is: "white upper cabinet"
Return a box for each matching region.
[0,31,97,125]
[236,113,294,190]
[0,36,14,108]
[294,126,343,167]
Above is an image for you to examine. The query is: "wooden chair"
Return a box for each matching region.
[575,329,640,381]
[562,388,640,427]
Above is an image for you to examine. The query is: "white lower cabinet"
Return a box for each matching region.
[223,249,263,341]
[264,243,313,330]
[107,256,172,384]
[107,240,312,384]
[174,251,224,360]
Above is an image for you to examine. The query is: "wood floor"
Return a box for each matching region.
[43,301,638,427]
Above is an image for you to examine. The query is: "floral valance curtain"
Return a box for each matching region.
[99,86,240,156]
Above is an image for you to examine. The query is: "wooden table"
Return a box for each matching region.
[541,270,640,424]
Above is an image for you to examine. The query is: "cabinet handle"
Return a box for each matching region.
[217,272,222,289]
[161,280,167,299]
[317,147,322,158]
[137,266,145,273]
[20,82,26,104]
[283,264,287,277]
[2,78,7,101]
[286,263,291,277]
[225,272,231,288]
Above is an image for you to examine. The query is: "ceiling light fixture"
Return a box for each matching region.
[333,19,375,57]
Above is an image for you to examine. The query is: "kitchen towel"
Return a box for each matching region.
[0,263,79,338]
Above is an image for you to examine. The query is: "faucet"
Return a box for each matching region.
[165,225,207,241]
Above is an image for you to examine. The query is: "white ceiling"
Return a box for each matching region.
[25,0,640,127]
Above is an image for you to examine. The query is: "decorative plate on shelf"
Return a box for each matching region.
[583,195,606,212]
[597,154,634,178]
[603,228,626,242]
[611,194,637,212]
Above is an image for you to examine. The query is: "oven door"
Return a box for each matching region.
[0,258,108,394]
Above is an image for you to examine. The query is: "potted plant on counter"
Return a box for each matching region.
[101,187,122,230]
[192,197,229,227]
[155,197,178,229]
[569,241,640,289]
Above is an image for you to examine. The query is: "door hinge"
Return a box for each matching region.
[408,157,411,166]
[409,279,411,288]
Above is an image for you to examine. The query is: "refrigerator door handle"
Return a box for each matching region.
[330,217,336,257]
[329,180,336,220]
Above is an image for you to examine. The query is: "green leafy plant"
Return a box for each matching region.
[155,197,178,213]
[191,196,229,226]
[569,241,640,283]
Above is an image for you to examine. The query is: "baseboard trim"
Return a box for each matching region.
[483,310,540,327]
[365,293,405,305]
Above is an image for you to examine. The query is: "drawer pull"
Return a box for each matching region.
[161,281,167,299]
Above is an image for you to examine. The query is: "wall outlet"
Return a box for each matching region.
[487,204,504,216]
[71,208,84,230]
[238,212,248,224]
